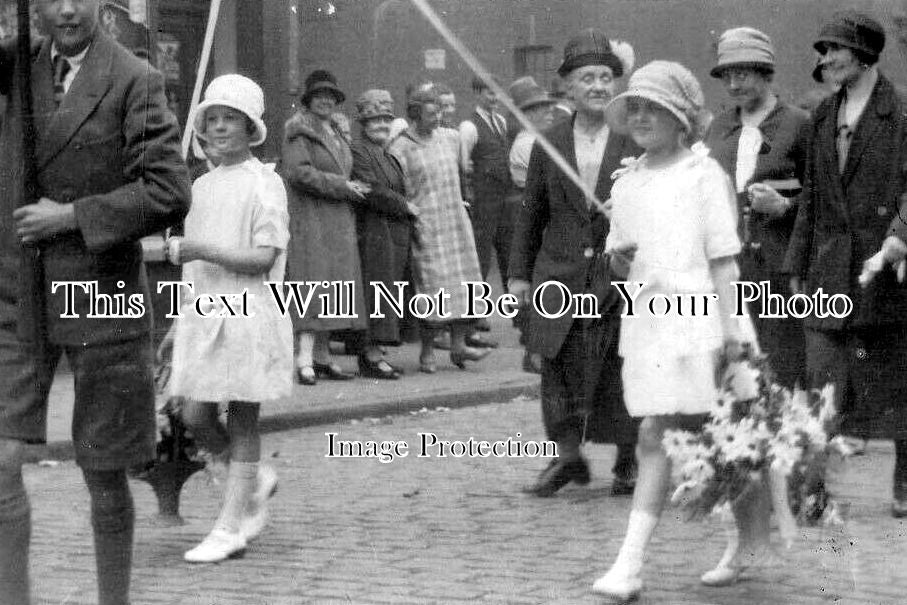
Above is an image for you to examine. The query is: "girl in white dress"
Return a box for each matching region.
[592,61,752,600]
[167,75,293,563]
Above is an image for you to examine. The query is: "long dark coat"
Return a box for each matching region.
[509,119,640,358]
[350,136,414,344]
[509,118,641,444]
[708,100,809,387]
[784,73,907,438]
[0,33,189,346]
[281,110,367,332]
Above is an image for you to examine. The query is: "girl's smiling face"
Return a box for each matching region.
[626,97,685,155]
[204,105,253,165]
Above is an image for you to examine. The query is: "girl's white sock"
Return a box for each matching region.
[611,509,659,578]
[297,332,315,368]
[214,461,258,534]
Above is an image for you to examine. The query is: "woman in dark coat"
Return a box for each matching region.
[785,11,907,519]
[349,90,415,379]
[706,27,809,390]
[703,27,811,586]
[282,70,370,385]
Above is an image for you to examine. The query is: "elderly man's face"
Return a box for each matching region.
[40,0,100,56]
[568,65,616,116]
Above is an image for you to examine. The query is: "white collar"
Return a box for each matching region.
[51,42,91,68]
[475,106,502,125]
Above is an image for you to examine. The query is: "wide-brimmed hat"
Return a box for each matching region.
[557,28,625,78]
[711,27,775,78]
[191,74,267,147]
[356,89,395,122]
[508,76,556,111]
[301,69,346,105]
[814,10,885,60]
[607,60,706,136]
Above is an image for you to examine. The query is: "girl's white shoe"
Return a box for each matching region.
[592,569,643,602]
[184,529,247,563]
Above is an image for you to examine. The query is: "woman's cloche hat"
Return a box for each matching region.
[302,69,346,105]
[607,60,707,137]
[355,89,395,122]
[508,76,556,111]
[814,10,885,60]
[191,73,267,147]
[710,27,776,78]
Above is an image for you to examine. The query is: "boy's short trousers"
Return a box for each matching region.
[0,329,155,470]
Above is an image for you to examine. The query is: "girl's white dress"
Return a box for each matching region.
[169,158,294,403]
[605,152,742,417]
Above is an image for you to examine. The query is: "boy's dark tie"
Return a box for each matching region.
[53,55,71,107]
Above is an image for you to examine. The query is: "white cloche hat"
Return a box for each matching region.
[191,74,267,147]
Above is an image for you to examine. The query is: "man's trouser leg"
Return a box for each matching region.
[540,326,586,459]
[0,439,30,605]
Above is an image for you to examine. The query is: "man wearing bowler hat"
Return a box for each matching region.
[509,28,640,497]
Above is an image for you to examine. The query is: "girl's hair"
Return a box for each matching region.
[684,107,713,147]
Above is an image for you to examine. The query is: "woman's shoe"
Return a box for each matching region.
[295,366,316,386]
[184,528,247,563]
[449,346,490,369]
[591,569,643,602]
[419,354,437,374]
[465,333,499,348]
[358,355,400,380]
[313,361,354,380]
[701,540,775,587]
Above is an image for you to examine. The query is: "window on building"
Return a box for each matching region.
[514,44,554,89]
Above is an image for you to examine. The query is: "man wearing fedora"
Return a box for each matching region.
[509,28,640,497]
[784,10,907,518]
[0,0,189,602]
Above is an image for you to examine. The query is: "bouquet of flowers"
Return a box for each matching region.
[663,345,849,539]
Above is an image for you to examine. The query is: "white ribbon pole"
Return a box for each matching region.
[408,0,607,213]
[180,0,222,159]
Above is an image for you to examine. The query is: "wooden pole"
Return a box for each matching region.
[16,0,47,350]
[180,0,223,159]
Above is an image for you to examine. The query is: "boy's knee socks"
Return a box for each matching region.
[83,469,134,605]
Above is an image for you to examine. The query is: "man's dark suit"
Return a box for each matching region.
[0,32,190,468]
[509,118,639,450]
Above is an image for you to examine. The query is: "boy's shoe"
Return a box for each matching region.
[240,466,279,542]
[184,529,247,563]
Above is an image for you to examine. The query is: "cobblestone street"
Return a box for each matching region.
[26,397,907,605]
